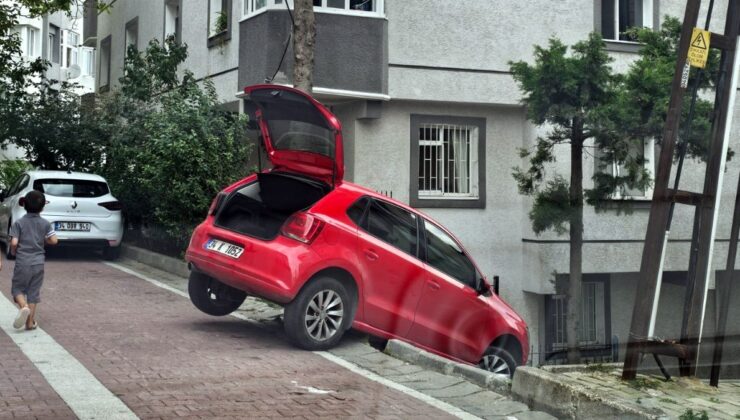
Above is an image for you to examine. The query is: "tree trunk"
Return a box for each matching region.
[292,0,315,94]
[567,118,584,365]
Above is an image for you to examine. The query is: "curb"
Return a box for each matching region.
[384,339,511,396]
[120,244,190,278]
[511,366,662,419]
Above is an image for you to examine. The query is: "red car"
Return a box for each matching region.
[185,84,529,377]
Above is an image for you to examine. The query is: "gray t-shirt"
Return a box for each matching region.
[9,213,55,266]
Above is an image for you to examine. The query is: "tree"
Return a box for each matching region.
[0,0,114,163]
[99,39,251,245]
[5,78,103,170]
[511,33,619,364]
[292,0,315,93]
[511,20,718,364]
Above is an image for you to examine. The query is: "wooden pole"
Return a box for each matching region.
[622,0,701,380]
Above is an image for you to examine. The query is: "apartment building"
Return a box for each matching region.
[11,2,95,93]
[88,0,740,371]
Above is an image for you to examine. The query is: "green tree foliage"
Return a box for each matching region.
[5,79,103,170]
[99,38,251,243]
[511,32,617,363]
[510,19,721,364]
[0,160,32,190]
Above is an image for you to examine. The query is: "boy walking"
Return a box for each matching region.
[11,190,57,330]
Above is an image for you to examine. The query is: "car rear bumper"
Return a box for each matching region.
[186,222,317,304]
[47,214,123,246]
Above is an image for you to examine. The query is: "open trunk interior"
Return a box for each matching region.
[215,172,331,240]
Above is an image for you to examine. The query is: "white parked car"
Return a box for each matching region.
[0,170,124,260]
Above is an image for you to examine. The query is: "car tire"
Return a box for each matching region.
[478,346,518,379]
[284,276,353,351]
[102,246,121,260]
[188,271,247,316]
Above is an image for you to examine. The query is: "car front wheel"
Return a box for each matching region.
[479,346,518,379]
[188,271,247,316]
[284,276,353,350]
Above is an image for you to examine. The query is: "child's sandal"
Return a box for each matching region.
[25,321,37,330]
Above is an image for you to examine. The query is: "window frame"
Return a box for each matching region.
[19,25,40,58]
[163,0,182,45]
[599,0,654,43]
[80,46,95,76]
[98,34,111,93]
[409,114,486,209]
[241,0,384,21]
[124,17,139,59]
[208,0,232,48]
[48,24,60,63]
[61,30,80,69]
[544,275,613,362]
[602,137,655,201]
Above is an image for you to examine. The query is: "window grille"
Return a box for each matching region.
[417,123,478,199]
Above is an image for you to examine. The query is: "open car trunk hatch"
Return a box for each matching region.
[243,84,344,185]
[214,172,330,240]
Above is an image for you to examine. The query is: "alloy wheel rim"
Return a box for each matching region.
[305,290,344,341]
[480,354,511,376]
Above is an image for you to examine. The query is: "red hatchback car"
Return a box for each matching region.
[186,85,529,377]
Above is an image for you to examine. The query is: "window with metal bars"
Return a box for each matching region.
[547,281,607,351]
[410,115,485,209]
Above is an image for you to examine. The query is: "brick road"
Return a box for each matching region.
[0,255,455,419]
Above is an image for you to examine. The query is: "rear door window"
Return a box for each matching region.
[364,200,418,257]
[33,179,109,198]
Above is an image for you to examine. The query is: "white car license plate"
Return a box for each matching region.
[205,239,244,259]
[55,222,91,232]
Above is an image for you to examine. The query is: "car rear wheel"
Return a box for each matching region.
[284,276,353,350]
[102,246,121,260]
[479,346,518,379]
[188,271,247,316]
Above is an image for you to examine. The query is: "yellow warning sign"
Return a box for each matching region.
[687,27,710,68]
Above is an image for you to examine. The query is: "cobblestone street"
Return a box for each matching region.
[0,252,550,419]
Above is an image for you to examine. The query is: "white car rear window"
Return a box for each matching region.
[33,179,109,198]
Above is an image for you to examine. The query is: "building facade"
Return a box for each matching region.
[88,0,740,371]
[6,1,95,163]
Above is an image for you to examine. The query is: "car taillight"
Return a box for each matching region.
[98,201,123,211]
[281,212,324,244]
[209,192,227,216]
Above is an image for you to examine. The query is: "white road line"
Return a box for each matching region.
[105,262,483,420]
[0,296,138,420]
[315,351,482,420]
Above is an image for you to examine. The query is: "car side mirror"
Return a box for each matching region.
[493,275,500,295]
[475,276,489,295]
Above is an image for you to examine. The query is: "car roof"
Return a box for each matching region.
[339,181,434,223]
[26,170,107,183]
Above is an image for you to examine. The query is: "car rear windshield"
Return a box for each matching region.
[33,179,109,198]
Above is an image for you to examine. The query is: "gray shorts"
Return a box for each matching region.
[11,264,44,304]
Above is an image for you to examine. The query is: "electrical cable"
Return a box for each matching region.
[265,0,295,83]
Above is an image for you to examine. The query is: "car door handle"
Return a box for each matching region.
[363,249,379,261]
[428,281,440,291]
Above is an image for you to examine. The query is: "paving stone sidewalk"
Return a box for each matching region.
[114,258,555,420]
[514,363,740,419]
